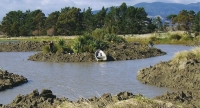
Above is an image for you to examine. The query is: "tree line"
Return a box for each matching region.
[0,3,156,37]
[0,2,199,37]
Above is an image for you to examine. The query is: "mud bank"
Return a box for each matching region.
[28,43,166,62]
[0,70,28,91]
[0,41,47,52]
[155,90,200,108]
[1,89,184,108]
[137,58,200,90]
[0,89,68,108]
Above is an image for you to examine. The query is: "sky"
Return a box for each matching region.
[0,0,199,20]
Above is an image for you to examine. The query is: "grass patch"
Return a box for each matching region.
[190,47,200,58]
[125,31,197,45]
[170,50,191,64]
[170,46,200,64]
[0,36,75,42]
[169,34,182,40]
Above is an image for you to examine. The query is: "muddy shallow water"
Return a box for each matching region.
[0,44,193,104]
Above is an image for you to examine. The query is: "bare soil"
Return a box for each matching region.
[1,90,185,108]
[137,57,200,107]
[137,59,200,90]
[0,70,28,91]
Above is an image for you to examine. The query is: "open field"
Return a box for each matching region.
[0,31,199,46]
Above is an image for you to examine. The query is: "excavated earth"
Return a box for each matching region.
[137,58,200,90]
[0,41,47,52]
[1,89,184,108]
[0,70,28,91]
[137,58,200,107]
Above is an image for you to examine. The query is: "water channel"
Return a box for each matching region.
[0,44,193,104]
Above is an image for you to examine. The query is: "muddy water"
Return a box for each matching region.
[0,45,193,104]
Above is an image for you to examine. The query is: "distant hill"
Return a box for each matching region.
[134,2,200,19]
[93,2,200,20]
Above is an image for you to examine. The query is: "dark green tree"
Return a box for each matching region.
[33,10,46,36]
[94,6,108,29]
[57,7,81,35]
[104,6,118,34]
[153,16,163,31]
[126,6,137,35]
[166,14,177,31]
[22,9,46,36]
[82,7,94,33]
[192,11,200,32]
[134,7,148,34]
[0,10,24,36]
[45,11,60,29]
[117,2,128,36]
[173,10,195,31]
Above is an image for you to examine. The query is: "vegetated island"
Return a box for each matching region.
[0,34,167,62]
[27,33,166,62]
[27,42,166,62]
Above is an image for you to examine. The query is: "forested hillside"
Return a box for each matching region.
[134,2,200,18]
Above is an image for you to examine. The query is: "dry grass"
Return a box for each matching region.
[57,97,181,108]
[170,46,200,64]
[190,46,200,58]
[170,50,190,64]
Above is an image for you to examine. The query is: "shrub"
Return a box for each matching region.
[52,45,58,53]
[190,47,200,59]
[104,34,126,43]
[42,44,58,53]
[58,39,65,48]
[149,36,157,41]
[170,50,190,64]
[71,34,109,53]
[181,35,193,41]
[32,30,39,36]
[171,47,200,64]
[47,28,55,36]
[169,34,182,40]
[42,45,50,53]
[194,32,199,37]
[92,28,105,40]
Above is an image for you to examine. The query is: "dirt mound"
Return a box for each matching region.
[1,90,136,108]
[1,89,69,108]
[0,41,47,52]
[137,58,200,90]
[155,90,200,108]
[28,43,166,62]
[0,70,28,91]
[2,90,181,108]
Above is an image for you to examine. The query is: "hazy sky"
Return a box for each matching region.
[0,0,199,20]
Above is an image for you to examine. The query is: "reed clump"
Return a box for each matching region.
[170,46,200,64]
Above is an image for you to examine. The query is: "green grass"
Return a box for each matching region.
[125,31,197,45]
[0,36,75,42]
